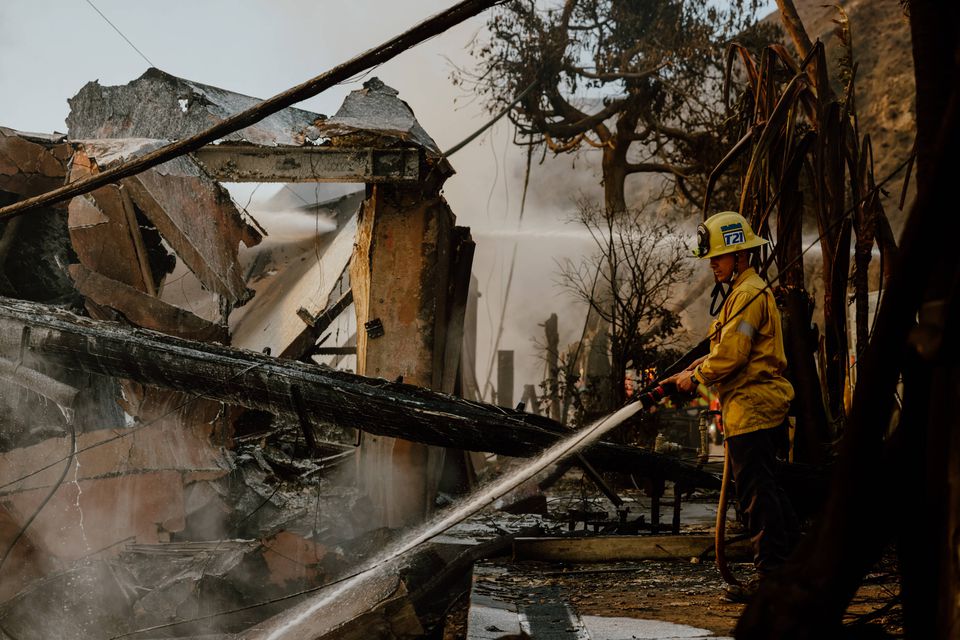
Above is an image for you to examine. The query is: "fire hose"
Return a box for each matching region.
[714,440,741,586]
[637,378,740,586]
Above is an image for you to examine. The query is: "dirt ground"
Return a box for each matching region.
[444,556,902,639]
[438,473,902,639]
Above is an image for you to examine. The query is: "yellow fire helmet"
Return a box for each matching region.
[694,211,768,259]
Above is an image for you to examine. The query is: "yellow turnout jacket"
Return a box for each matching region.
[692,268,794,438]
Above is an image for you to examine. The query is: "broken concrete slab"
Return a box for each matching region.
[66,68,323,147]
[312,78,442,157]
[0,419,225,495]
[0,410,230,597]
[67,149,157,293]
[123,166,260,306]
[2,470,188,560]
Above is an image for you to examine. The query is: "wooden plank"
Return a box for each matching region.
[312,346,357,355]
[0,130,68,198]
[440,227,474,394]
[65,139,262,305]
[512,535,751,563]
[574,453,623,508]
[68,264,227,343]
[66,150,149,292]
[351,183,453,527]
[297,289,353,330]
[192,146,420,183]
[123,167,258,305]
[0,296,720,488]
[497,350,514,408]
[117,184,157,296]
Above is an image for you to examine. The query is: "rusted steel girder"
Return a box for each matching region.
[192,146,421,183]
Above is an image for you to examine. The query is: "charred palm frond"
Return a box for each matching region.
[704,7,900,444]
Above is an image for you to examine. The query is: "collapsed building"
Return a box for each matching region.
[0,69,720,638]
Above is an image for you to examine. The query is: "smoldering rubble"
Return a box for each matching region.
[0,69,723,640]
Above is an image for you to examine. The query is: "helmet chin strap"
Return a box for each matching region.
[709,251,742,317]
[709,281,729,316]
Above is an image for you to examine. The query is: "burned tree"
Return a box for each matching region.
[558,203,690,414]
[459,0,777,214]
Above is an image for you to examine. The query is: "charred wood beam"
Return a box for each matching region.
[0,0,501,222]
[297,289,353,332]
[574,453,623,508]
[440,227,475,394]
[0,355,78,409]
[0,296,717,488]
[192,146,421,183]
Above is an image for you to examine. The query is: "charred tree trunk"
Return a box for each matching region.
[601,139,628,217]
[817,107,853,426]
[777,163,830,465]
[851,190,878,376]
[779,288,830,466]
[543,313,561,421]
[899,2,960,636]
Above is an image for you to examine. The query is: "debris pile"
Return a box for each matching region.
[0,69,719,638]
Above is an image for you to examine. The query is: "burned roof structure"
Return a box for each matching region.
[67,67,324,145]
[0,66,719,639]
[315,77,442,155]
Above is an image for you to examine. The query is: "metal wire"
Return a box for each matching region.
[83,0,156,68]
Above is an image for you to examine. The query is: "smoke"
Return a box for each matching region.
[248,208,338,244]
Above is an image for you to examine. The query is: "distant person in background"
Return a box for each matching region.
[665,211,798,600]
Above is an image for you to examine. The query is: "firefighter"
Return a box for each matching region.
[666,211,798,600]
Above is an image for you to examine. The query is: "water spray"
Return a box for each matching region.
[242,399,645,639]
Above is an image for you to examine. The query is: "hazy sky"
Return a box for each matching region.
[0,1,505,170]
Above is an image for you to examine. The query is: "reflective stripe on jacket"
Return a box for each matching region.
[692,268,794,438]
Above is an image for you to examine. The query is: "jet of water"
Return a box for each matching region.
[242,400,643,639]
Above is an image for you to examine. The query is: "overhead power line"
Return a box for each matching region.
[83,0,156,68]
